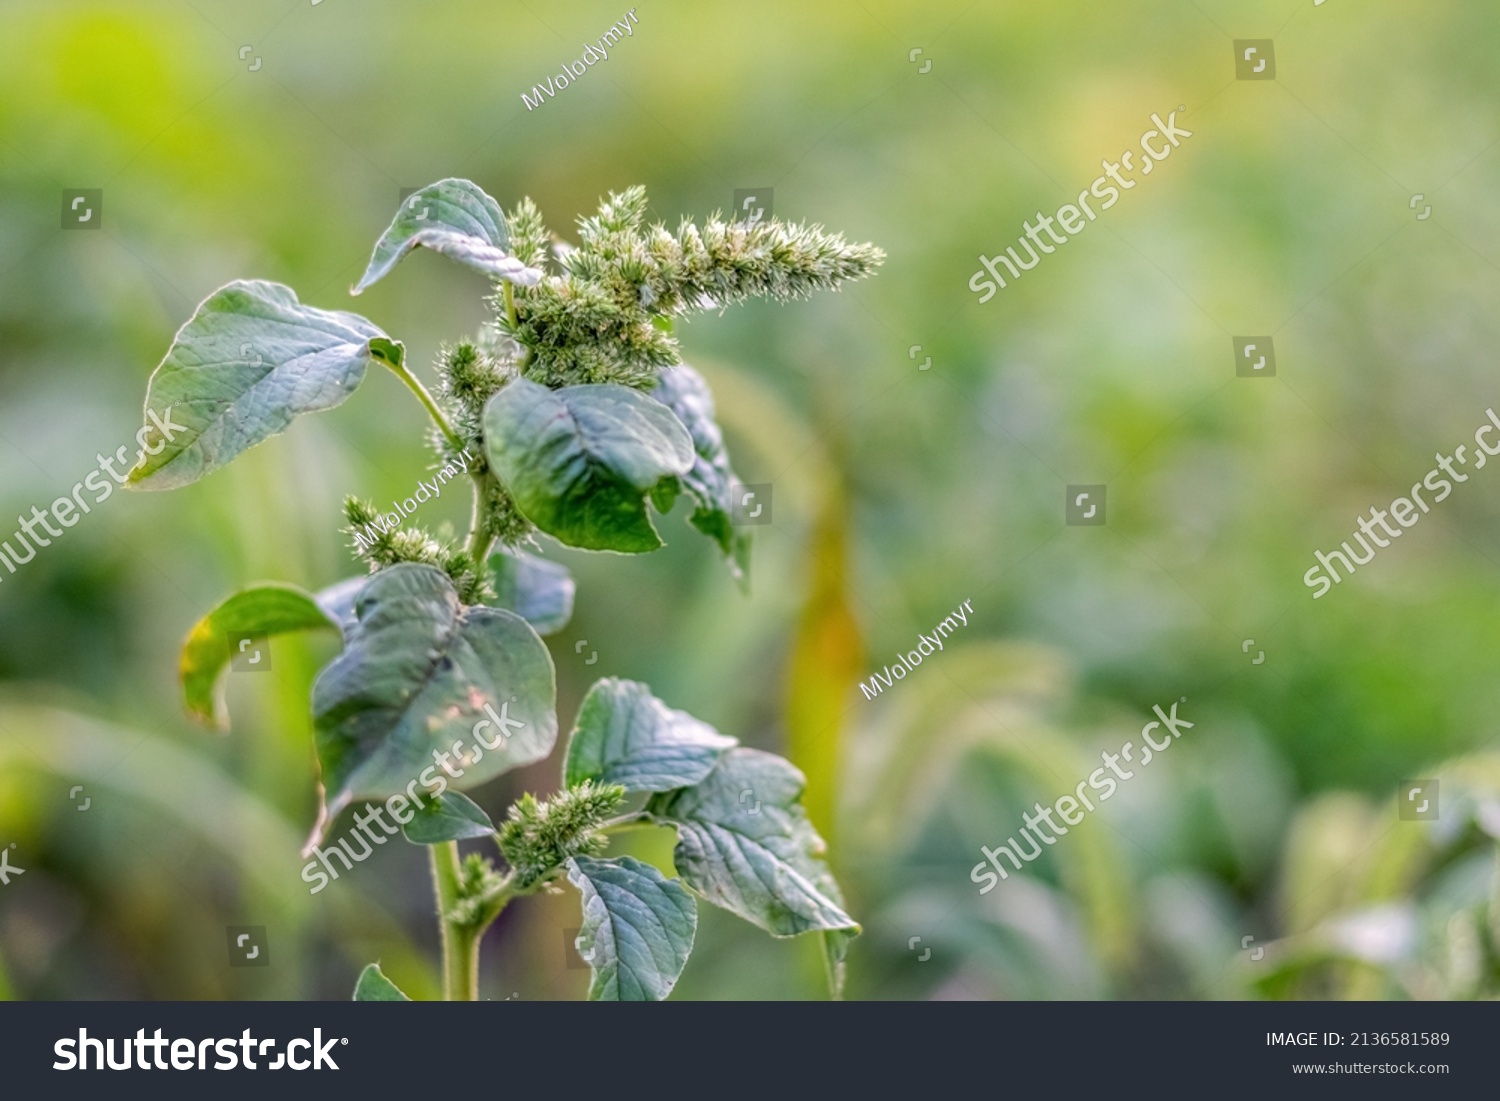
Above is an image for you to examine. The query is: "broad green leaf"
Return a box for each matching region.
[651,364,750,581]
[353,963,411,1001]
[486,549,574,635]
[401,790,496,844]
[128,281,403,491]
[647,748,860,940]
[180,583,340,729]
[564,678,736,793]
[309,563,556,849]
[353,178,543,294]
[566,855,696,1002]
[483,379,694,553]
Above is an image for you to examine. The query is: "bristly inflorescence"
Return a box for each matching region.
[496,781,627,890]
[447,853,508,928]
[490,186,884,391]
[431,343,536,551]
[435,342,509,443]
[341,495,487,602]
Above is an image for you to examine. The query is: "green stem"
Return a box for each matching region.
[601,812,651,833]
[503,281,532,369]
[419,296,539,998]
[465,472,496,567]
[503,280,518,329]
[430,842,480,1001]
[386,359,465,452]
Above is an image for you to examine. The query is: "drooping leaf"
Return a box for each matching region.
[308,563,556,850]
[353,178,543,294]
[647,748,860,941]
[487,549,575,635]
[564,678,736,793]
[566,855,696,1001]
[651,364,750,581]
[483,379,694,553]
[127,281,403,491]
[180,583,341,729]
[353,963,411,1001]
[401,790,496,844]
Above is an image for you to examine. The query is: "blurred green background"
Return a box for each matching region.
[3,0,1500,1001]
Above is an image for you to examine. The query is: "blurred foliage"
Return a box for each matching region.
[4,0,1500,999]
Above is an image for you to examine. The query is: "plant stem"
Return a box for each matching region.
[503,281,532,369]
[428,423,504,998]
[423,312,527,997]
[465,473,496,567]
[430,841,480,1001]
[601,812,652,832]
[386,359,465,452]
[503,280,518,329]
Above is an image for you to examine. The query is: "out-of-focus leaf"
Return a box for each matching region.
[309,564,556,850]
[841,639,1137,970]
[180,582,340,729]
[563,677,736,793]
[127,281,401,490]
[483,379,693,553]
[566,855,696,1001]
[353,178,542,293]
[1279,794,1390,937]
[487,549,574,635]
[353,963,411,1001]
[844,642,1074,850]
[0,704,437,996]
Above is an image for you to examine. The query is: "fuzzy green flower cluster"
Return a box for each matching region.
[429,342,535,551]
[493,187,884,390]
[496,781,627,890]
[340,495,486,602]
[447,852,509,929]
